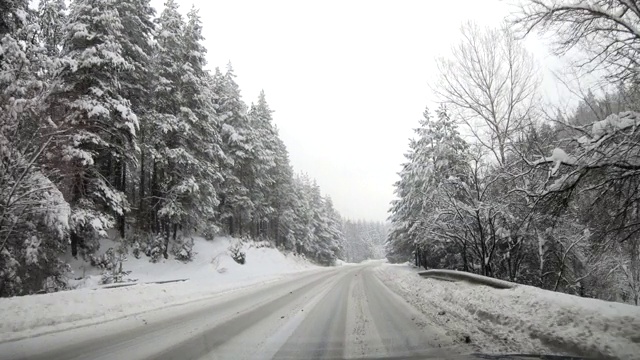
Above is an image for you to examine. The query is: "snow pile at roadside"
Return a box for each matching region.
[0,237,322,343]
[376,264,640,360]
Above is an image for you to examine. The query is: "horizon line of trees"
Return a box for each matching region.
[342,219,388,263]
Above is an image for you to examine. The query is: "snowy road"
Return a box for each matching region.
[0,262,470,360]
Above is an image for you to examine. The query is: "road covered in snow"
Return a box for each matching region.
[0,262,471,360]
[1,261,639,359]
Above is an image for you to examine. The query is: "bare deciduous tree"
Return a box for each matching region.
[515,0,640,84]
[435,22,540,166]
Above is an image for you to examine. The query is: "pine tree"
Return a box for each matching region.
[271,133,295,246]
[386,106,470,265]
[148,1,224,254]
[47,0,138,257]
[1,0,70,296]
[387,138,424,263]
[322,197,345,262]
[178,7,224,236]
[290,173,314,255]
[215,64,254,235]
[111,0,155,237]
[247,90,279,237]
[37,0,66,58]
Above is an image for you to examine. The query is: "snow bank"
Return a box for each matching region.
[65,236,316,287]
[0,237,321,342]
[376,264,640,360]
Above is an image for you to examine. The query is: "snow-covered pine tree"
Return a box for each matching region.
[112,0,155,237]
[247,90,279,238]
[1,0,70,296]
[215,64,255,236]
[178,7,224,236]
[148,1,223,256]
[414,105,470,269]
[307,181,341,265]
[37,0,67,59]
[145,0,183,243]
[386,106,470,265]
[387,136,425,262]
[321,196,345,263]
[289,173,314,255]
[271,133,295,247]
[46,0,138,257]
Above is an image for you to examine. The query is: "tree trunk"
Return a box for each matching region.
[119,162,126,239]
[630,237,639,305]
[139,144,146,231]
[462,241,469,272]
[151,161,158,234]
[70,173,83,257]
[419,248,428,270]
[163,221,170,259]
[71,231,80,257]
[173,223,178,241]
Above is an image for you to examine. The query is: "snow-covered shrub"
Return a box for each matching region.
[90,248,118,270]
[200,224,220,242]
[89,248,131,285]
[251,240,273,249]
[144,234,166,263]
[126,231,147,259]
[172,237,195,262]
[0,145,71,297]
[132,241,141,259]
[228,243,246,265]
[100,261,131,285]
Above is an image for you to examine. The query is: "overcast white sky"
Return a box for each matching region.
[151,0,566,222]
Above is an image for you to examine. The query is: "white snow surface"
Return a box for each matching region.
[546,147,576,175]
[376,264,640,359]
[0,237,321,342]
[591,111,640,138]
[64,236,316,286]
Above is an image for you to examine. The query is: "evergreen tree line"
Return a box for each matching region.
[0,0,344,297]
[387,4,640,305]
[341,220,387,263]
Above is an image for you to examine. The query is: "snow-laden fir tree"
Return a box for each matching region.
[148,1,224,256]
[247,90,279,237]
[386,106,469,266]
[46,0,138,257]
[271,133,296,247]
[215,64,255,236]
[37,0,67,59]
[1,0,70,296]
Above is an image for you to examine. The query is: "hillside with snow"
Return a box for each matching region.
[65,236,318,289]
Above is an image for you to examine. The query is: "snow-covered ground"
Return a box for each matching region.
[64,236,317,287]
[375,264,640,360]
[0,237,323,343]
